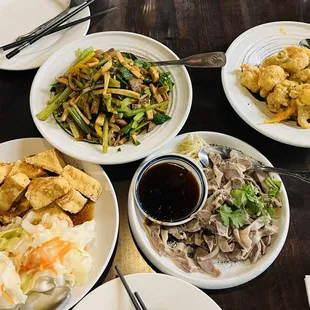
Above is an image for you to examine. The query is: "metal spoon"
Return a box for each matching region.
[151,52,226,68]
[299,39,310,49]
[198,146,310,183]
[16,0,87,41]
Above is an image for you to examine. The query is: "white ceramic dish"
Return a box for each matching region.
[128,131,290,289]
[0,138,119,309]
[74,273,222,310]
[30,31,192,165]
[0,0,90,71]
[221,21,310,148]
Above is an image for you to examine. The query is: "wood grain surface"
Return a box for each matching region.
[0,1,309,309]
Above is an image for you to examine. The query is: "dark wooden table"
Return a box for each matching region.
[1,0,310,309]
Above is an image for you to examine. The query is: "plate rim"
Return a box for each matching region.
[74,273,222,310]
[0,5,90,71]
[29,31,193,165]
[127,131,290,289]
[0,137,119,309]
[221,20,310,148]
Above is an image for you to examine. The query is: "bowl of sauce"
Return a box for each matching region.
[134,154,208,226]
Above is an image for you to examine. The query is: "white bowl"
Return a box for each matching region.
[128,131,290,289]
[133,153,208,226]
[221,21,310,148]
[30,31,192,164]
[0,138,119,309]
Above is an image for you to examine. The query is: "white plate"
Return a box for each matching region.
[221,21,310,148]
[0,0,90,70]
[74,273,222,310]
[128,131,290,289]
[30,31,192,165]
[0,138,119,309]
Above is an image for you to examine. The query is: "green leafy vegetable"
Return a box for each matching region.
[266,177,281,197]
[153,114,171,125]
[231,189,247,208]
[267,207,276,216]
[159,72,174,90]
[219,205,247,228]
[134,59,151,70]
[118,66,133,80]
[262,210,271,226]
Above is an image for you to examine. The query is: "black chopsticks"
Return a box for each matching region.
[1,7,117,52]
[5,0,94,59]
[114,265,148,310]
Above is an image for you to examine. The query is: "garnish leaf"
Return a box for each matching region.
[219,204,247,229]
[231,189,247,208]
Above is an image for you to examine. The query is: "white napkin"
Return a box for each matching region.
[305,276,310,306]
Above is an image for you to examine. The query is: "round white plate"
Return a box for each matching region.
[128,131,290,289]
[221,21,310,148]
[0,0,90,70]
[0,138,119,309]
[74,273,222,310]
[30,31,192,165]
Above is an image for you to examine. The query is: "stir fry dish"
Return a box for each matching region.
[238,45,310,128]
[145,135,282,277]
[0,148,102,308]
[36,47,174,153]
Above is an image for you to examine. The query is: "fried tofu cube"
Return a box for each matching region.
[0,162,13,184]
[56,188,87,214]
[0,173,30,211]
[9,160,47,179]
[25,149,66,175]
[0,197,32,225]
[61,165,102,202]
[25,176,70,210]
[28,205,73,226]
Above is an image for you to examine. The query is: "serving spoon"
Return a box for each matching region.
[151,52,226,68]
[198,146,310,183]
[299,39,310,48]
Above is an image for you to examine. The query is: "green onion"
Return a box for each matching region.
[108,79,121,88]
[36,87,72,121]
[130,121,149,134]
[68,120,81,139]
[103,97,112,112]
[74,46,94,65]
[120,97,132,109]
[47,92,61,105]
[72,78,84,88]
[103,117,109,153]
[120,101,169,117]
[95,56,110,69]
[67,107,92,134]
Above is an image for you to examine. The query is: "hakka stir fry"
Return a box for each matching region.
[239,45,310,128]
[36,47,174,153]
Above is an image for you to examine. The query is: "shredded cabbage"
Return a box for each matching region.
[175,133,209,160]
[0,212,95,307]
[0,253,27,309]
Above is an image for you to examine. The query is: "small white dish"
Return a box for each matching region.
[30,31,192,165]
[128,131,290,289]
[0,138,119,309]
[74,273,222,310]
[0,0,90,71]
[133,153,208,226]
[221,21,310,148]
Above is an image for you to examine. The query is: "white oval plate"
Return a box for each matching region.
[221,21,310,148]
[0,138,119,309]
[0,0,90,71]
[74,273,222,310]
[30,31,192,165]
[128,131,290,289]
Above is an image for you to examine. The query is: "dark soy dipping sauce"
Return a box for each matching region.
[138,162,200,222]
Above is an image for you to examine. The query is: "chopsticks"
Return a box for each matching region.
[114,265,148,310]
[1,7,117,52]
[5,0,94,59]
